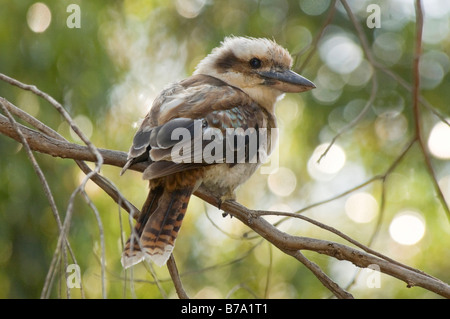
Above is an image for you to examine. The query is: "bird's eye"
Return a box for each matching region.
[249,58,262,69]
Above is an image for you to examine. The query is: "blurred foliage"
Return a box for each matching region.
[0,0,449,298]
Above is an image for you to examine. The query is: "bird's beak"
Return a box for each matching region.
[258,69,315,93]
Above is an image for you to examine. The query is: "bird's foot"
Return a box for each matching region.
[219,192,235,218]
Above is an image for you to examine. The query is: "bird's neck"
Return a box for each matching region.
[240,86,283,114]
[195,70,282,115]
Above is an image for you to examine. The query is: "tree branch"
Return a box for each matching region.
[1,95,449,298]
[167,255,189,299]
[410,0,450,222]
[1,47,450,300]
[194,191,450,298]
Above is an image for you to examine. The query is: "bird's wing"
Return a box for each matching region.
[121,74,275,179]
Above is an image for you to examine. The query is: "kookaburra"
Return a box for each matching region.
[121,36,315,268]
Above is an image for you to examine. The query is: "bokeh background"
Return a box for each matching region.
[0,0,449,298]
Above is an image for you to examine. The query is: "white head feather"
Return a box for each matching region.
[194,36,294,112]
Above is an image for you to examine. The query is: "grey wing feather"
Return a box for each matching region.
[132,129,152,154]
[121,117,205,177]
[154,118,198,149]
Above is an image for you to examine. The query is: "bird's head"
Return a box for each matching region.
[194,36,315,112]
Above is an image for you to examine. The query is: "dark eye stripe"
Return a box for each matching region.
[215,49,239,72]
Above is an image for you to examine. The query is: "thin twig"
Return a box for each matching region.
[317,73,378,163]
[195,189,450,298]
[0,101,72,298]
[410,0,450,222]
[0,73,103,167]
[264,243,273,299]
[0,74,113,297]
[167,255,189,299]
[0,97,86,298]
[295,0,337,73]
[225,284,259,299]
[256,208,435,280]
[0,111,140,216]
[316,0,379,162]
[82,188,107,299]
[285,250,353,299]
[1,99,131,297]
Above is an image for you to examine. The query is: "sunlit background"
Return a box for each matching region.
[0,0,449,298]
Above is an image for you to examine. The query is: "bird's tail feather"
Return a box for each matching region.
[121,182,194,268]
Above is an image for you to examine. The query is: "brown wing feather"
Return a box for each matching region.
[122,74,274,180]
[122,74,268,177]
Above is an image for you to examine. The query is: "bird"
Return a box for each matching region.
[120,36,315,268]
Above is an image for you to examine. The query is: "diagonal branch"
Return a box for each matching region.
[1,69,449,298]
[0,100,72,298]
[0,97,140,218]
[1,98,449,298]
[196,194,450,298]
[410,0,450,222]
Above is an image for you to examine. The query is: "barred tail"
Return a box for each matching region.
[121,182,194,268]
